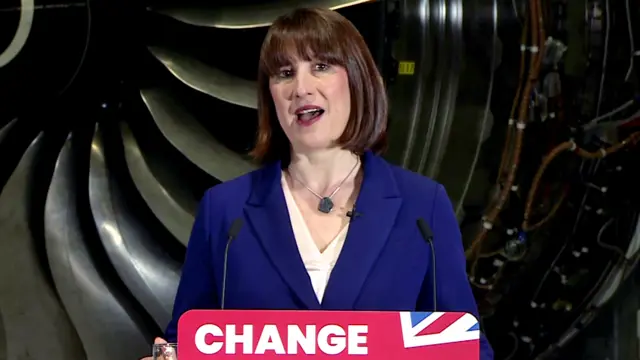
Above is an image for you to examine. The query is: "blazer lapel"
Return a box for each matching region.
[322,151,402,309]
[243,162,321,310]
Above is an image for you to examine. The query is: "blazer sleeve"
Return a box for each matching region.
[423,184,495,360]
[164,190,219,342]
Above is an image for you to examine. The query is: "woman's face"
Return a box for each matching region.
[269,58,351,153]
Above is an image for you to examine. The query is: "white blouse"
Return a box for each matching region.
[281,173,349,303]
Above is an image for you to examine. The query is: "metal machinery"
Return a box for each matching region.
[0,0,639,359]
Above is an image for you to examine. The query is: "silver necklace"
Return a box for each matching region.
[288,158,360,214]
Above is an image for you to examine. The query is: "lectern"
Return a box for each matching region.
[177,309,480,359]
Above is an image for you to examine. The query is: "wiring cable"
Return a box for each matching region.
[581,99,636,130]
[467,0,546,264]
[511,0,523,26]
[595,0,610,116]
[540,227,640,355]
[624,0,634,82]
[455,0,499,217]
[520,186,609,357]
[469,0,640,285]
[523,132,640,230]
[503,331,520,360]
[525,128,640,355]
[530,144,639,303]
[537,260,614,355]
[579,0,640,130]
[595,218,626,258]
[495,16,529,185]
[579,0,640,129]
[540,218,627,318]
[593,110,640,131]
[470,132,640,289]
[529,177,594,302]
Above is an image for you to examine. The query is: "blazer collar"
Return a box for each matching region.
[244,151,402,309]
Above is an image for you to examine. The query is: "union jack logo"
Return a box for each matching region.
[399,312,480,348]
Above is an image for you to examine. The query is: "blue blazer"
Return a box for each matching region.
[165,151,493,359]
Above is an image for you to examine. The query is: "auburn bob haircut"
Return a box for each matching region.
[250,7,388,164]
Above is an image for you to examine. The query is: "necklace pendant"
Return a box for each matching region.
[318,197,334,214]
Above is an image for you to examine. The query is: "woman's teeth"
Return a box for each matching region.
[297,109,324,121]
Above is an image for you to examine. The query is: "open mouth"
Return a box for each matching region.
[295,107,325,123]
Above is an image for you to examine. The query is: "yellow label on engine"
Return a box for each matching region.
[398,61,415,75]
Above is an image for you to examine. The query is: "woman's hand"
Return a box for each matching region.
[140,337,176,360]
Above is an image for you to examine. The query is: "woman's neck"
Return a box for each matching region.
[288,148,360,194]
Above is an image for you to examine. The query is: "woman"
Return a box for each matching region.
[145,7,493,359]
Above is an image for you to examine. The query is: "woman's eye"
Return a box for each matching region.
[278,69,293,78]
[315,63,329,71]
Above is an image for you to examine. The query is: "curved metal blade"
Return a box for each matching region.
[120,122,195,246]
[140,88,256,182]
[0,133,85,360]
[0,118,17,141]
[149,46,257,109]
[45,132,150,360]
[88,123,181,328]
[151,0,376,29]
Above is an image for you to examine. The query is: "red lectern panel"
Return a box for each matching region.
[178,310,480,359]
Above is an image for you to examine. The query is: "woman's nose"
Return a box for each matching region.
[294,71,314,97]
